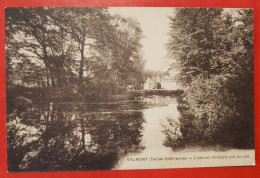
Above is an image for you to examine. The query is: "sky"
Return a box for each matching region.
[109,7,174,72]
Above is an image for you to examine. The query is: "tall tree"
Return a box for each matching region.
[167,8,254,148]
[108,15,144,89]
[51,7,112,89]
[5,7,76,88]
[167,8,223,86]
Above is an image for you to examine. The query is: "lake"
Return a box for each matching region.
[7,94,180,172]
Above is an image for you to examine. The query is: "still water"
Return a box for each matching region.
[7,95,180,172]
[115,101,180,170]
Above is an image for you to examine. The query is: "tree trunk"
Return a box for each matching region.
[78,40,85,89]
[44,61,50,88]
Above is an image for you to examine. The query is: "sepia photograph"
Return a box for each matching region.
[5,7,254,172]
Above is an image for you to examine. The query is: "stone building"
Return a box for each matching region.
[143,75,179,90]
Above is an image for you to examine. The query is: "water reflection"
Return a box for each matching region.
[115,101,181,170]
[7,95,179,172]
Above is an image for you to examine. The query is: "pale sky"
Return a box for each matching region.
[109,7,174,72]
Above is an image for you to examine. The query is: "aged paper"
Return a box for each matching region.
[6,7,254,172]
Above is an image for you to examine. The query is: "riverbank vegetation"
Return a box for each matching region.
[6,7,145,109]
[167,8,254,149]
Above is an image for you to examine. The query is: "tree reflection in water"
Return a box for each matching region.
[7,100,145,172]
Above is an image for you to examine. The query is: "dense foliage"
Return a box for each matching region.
[6,7,145,102]
[167,8,254,148]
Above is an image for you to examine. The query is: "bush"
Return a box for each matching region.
[175,74,254,149]
[80,80,123,103]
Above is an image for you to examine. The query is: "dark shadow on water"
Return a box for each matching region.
[7,99,146,172]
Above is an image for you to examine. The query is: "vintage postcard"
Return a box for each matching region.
[5,7,254,172]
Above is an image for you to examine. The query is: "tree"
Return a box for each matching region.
[6,7,145,102]
[5,7,77,88]
[51,8,113,89]
[106,15,144,90]
[167,8,254,148]
[167,8,223,86]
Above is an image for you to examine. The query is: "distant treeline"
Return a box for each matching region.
[6,7,145,103]
[166,8,254,149]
